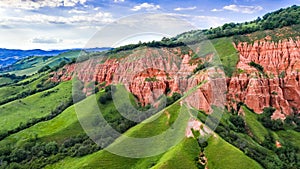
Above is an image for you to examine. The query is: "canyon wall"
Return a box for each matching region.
[228,38,300,119]
[52,38,300,119]
[52,47,226,114]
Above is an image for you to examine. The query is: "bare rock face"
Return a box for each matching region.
[235,38,300,75]
[52,38,300,118]
[52,47,226,113]
[228,38,300,119]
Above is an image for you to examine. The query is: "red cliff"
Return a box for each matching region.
[52,38,300,119]
[52,47,224,113]
[228,38,300,119]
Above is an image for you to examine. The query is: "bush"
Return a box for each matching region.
[172,92,182,101]
[99,95,107,104]
[38,65,51,73]
[249,61,264,73]
[45,142,59,155]
[166,92,182,106]
[229,115,246,133]
[145,77,158,82]
[259,107,284,131]
[11,149,27,162]
[76,145,92,157]
[193,62,212,73]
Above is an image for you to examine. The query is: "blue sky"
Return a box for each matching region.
[0,0,299,50]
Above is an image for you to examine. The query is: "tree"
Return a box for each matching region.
[73,77,85,103]
[229,115,246,133]
[11,149,27,162]
[59,61,67,68]
[99,95,107,104]
[171,92,182,102]
[45,142,58,155]
[38,65,51,73]
[249,61,264,73]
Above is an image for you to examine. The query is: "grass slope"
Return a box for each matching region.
[45,102,199,169]
[151,138,199,169]
[44,99,263,169]
[276,130,300,148]
[46,138,199,169]
[0,104,84,149]
[7,50,80,76]
[0,77,13,86]
[243,106,269,143]
[205,136,263,169]
[0,81,72,132]
[0,73,47,103]
[211,37,239,77]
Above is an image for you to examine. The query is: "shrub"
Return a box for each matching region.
[166,92,182,106]
[193,62,211,73]
[229,115,246,133]
[249,61,264,73]
[259,107,284,131]
[99,95,107,104]
[145,77,158,82]
[45,142,59,155]
[38,65,51,73]
[11,149,27,162]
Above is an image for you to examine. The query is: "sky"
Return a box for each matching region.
[0,0,299,50]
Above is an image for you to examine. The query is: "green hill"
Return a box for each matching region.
[2,50,80,76]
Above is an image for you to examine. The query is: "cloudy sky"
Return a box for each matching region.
[0,0,299,50]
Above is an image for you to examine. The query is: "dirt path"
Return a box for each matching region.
[185,118,217,138]
[165,111,170,125]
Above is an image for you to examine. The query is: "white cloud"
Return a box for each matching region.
[0,0,87,10]
[114,0,125,3]
[211,8,223,12]
[223,4,263,14]
[0,11,114,25]
[174,6,197,11]
[168,13,229,28]
[30,37,63,44]
[131,3,160,11]
[0,2,115,50]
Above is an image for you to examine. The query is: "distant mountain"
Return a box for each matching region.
[0,47,112,68]
[83,47,113,52]
[0,48,69,68]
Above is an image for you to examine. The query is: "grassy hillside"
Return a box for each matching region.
[3,50,80,76]
[0,73,48,104]
[276,130,300,148]
[0,81,71,133]
[43,102,198,169]
[233,24,300,44]
[205,136,263,169]
[0,77,13,86]
[210,37,238,77]
[45,138,199,169]
[42,100,263,169]
[243,106,269,143]
[0,105,82,148]
[174,5,300,43]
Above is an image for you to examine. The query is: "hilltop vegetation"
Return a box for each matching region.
[175,5,300,44]
[101,5,300,55]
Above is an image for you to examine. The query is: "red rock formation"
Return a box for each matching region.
[51,47,226,114]
[52,38,300,119]
[228,38,300,119]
